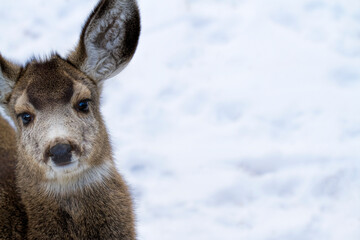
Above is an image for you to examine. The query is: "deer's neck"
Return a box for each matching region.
[16,158,135,239]
[16,155,121,199]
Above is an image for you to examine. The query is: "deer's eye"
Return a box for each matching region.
[19,113,33,126]
[76,99,91,113]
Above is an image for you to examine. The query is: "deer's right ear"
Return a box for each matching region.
[0,54,21,104]
[67,0,140,84]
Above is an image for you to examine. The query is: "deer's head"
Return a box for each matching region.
[0,0,140,186]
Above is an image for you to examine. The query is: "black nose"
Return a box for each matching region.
[49,144,72,166]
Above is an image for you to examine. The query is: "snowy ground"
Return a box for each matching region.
[1,0,360,239]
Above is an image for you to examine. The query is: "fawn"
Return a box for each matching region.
[0,0,140,239]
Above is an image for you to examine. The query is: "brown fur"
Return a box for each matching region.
[0,0,140,239]
[26,59,74,110]
[0,116,27,239]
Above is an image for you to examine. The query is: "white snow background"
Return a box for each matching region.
[1,0,360,239]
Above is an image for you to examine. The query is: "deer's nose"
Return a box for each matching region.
[49,144,73,166]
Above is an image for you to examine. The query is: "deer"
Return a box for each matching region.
[0,0,140,239]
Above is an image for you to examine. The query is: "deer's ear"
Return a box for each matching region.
[68,0,140,83]
[0,54,21,104]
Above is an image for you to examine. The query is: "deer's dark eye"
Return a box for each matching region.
[76,99,91,113]
[19,113,33,125]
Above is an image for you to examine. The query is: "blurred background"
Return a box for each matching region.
[1,0,360,239]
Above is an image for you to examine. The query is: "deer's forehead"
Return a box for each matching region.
[27,75,73,110]
[16,59,91,110]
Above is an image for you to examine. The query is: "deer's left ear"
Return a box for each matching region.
[0,54,21,104]
[68,0,140,83]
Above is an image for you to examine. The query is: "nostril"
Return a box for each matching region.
[49,144,73,166]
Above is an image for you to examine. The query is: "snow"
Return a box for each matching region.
[1,0,360,239]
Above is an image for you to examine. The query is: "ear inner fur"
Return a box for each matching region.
[0,54,21,104]
[68,0,141,83]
